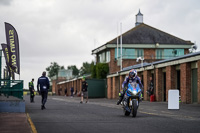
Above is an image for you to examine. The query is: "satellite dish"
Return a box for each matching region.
[192,45,197,50]
[189,44,198,53]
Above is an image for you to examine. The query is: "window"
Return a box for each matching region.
[164,49,174,59]
[157,49,184,59]
[136,49,144,58]
[175,49,184,57]
[115,48,136,59]
[156,49,163,59]
[115,48,125,59]
[102,52,105,62]
[98,52,108,63]
[124,49,136,59]
[98,54,102,63]
[164,49,184,59]
[106,51,110,62]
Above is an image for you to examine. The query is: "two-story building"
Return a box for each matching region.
[92,10,193,74]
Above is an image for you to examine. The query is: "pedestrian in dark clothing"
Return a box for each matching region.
[80,77,88,103]
[71,87,74,97]
[147,77,154,96]
[29,78,35,103]
[65,88,67,96]
[37,71,50,110]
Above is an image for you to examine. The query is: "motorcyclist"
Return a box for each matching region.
[116,69,143,111]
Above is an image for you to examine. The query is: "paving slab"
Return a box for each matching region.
[0,113,31,133]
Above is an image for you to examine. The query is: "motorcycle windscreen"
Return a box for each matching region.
[128,82,141,92]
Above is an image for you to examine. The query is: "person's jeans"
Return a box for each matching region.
[41,90,48,106]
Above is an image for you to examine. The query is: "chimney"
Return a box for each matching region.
[135,9,143,26]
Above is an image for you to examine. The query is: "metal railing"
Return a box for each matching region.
[0,79,24,99]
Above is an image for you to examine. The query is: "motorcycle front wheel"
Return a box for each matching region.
[132,99,138,117]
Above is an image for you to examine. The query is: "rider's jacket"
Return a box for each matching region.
[122,76,143,90]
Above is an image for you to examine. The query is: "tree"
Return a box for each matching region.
[46,62,64,78]
[92,63,109,79]
[67,65,79,76]
[91,62,96,78]
[79,62,92,76]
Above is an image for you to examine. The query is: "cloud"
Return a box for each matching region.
[0,0,12,6]
[0,0,199,89]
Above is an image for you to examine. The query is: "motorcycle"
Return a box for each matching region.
[122,82,141,117]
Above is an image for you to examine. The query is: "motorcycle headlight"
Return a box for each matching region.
[133,90,137,95]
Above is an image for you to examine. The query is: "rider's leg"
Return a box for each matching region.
[117,92,124,105]
[124,96,131,112]
[117,87,127,105]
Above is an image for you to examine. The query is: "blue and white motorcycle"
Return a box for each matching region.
[122,82,142,117]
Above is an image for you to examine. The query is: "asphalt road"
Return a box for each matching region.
[25,95,200,133]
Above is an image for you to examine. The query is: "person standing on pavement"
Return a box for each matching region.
[37,71,50,110]
[80,77,88,103]
[65,88,68,96]
[29,78,35,103]
[147,76,154,96]
[71,87,74,97]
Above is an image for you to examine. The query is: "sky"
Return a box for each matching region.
[0,0,200,89]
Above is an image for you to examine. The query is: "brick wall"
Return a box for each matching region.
[77,79,80,92]
[109,48,158,74]
[184,49,190,55]
[156,68,163,101]
[79,79,82,91]
[112,77,116,99]
[74,80,77,92]
[166,65,176,101]
[198,60,200,104]
[109,49,120,74]
[107,77,111,99]
[143,70,151,100]
[122,59,137,69]
[53,77,66,95]
[112,76,120,99]
[180,63,191,103]
[144,49,155,60]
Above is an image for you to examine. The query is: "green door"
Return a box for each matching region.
[87,79,106,98]
[192,69,198,103]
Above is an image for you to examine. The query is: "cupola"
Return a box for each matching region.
[135,9,143,26]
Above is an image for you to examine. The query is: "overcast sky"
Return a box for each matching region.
[0,0,200,89]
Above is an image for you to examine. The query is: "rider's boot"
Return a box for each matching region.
[117,97,123,105]
[116,92,124,105]
[124,97,131,112]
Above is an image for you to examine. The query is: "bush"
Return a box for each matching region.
[96,63,109,79]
